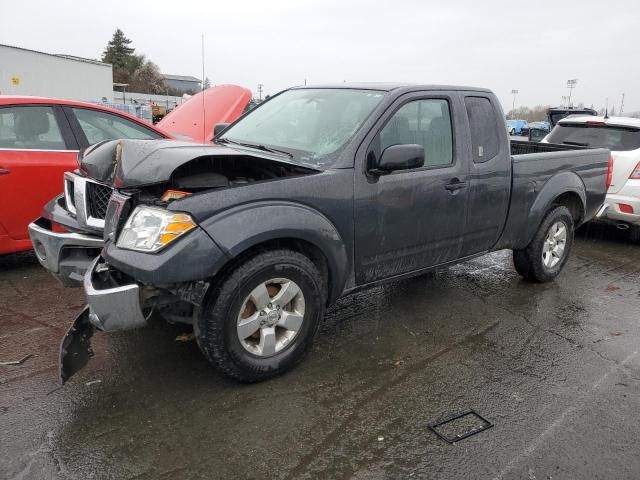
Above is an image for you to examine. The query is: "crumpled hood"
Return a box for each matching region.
[78,139,310,189]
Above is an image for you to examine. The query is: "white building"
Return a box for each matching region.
[0,44,113,102]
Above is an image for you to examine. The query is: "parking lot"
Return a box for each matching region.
[1,224,639,479]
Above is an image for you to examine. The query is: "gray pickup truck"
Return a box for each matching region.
[47,84,611,383]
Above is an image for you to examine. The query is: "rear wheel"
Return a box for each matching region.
[196,249,325,382]
[630,226,640,244]
[513,206,574,282]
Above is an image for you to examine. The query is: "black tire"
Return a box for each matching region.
[630,226,640,244]
[513,206,574,283]
[196,249,326,382]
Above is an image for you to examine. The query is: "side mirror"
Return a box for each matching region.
[374,144,425,174]
[213,123,230,139]
[528,128,547,142]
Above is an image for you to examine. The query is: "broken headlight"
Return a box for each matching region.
[116,206,196,252]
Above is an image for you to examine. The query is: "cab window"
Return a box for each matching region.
[465,96,500,163]
[379,99,453,167]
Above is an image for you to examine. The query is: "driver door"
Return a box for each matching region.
[353,93,470,284]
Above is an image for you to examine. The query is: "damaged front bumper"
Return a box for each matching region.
[84,257,147,332]
[58,223,224,383]
[59,257,147,383]
[29,218,104,288]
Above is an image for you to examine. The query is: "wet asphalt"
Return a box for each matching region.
[1,224,640,480]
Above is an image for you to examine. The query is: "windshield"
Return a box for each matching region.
[547,123,640,151]
[219,88,385,168]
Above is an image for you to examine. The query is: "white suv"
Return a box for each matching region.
[545,116,640,242]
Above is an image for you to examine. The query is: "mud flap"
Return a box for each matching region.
[59,306,96,384]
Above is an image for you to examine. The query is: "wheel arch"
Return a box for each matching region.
[201,201,350,305]
[521,172,586,248]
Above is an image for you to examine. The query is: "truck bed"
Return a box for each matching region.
[498,141,610,250]
[510,140,591,155]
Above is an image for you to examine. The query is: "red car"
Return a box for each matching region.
[0,85,252,255]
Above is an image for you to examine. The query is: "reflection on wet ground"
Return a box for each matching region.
[1,224,639,479]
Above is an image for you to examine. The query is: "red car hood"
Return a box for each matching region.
[157,84,252,143]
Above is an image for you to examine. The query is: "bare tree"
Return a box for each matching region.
[505,105,551,122]
[130,61,166,94]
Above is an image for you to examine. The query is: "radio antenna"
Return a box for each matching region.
[201,34,206,143]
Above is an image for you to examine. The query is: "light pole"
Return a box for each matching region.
[566,79,578,108]
[511,89,518,119]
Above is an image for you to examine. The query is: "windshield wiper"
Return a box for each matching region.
[216,138,293,159]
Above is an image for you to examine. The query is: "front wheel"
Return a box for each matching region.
[196,249,326,382]
[513,206,574,282]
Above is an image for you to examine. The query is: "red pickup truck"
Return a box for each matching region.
[0,85,252,255]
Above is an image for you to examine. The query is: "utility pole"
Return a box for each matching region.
[257,83,264,102]
[566,79,578,108]
[620,93,625,116]
[511,89,518,119]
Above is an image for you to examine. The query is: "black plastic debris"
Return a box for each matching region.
[428,410,493,444]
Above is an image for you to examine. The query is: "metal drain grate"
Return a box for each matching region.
[428,410,493,444]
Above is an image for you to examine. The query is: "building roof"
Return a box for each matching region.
[0,43,111,67]
[55,54,107,66]
[162,74,202,83]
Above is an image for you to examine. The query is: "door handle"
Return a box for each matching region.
[0,168,10,175]
[445,179,467,191]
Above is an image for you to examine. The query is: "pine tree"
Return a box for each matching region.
[102,29,135,69]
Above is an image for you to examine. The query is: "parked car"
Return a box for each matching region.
[545,115,640,241]
[527,121,551,142]
[506,119,528,136]
[547,107,597,128]
[16,86,251,261]
[53,84,611,383]
[0,96,173,255]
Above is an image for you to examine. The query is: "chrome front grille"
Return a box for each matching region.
[64,172,113,231]
[87,182,112,220]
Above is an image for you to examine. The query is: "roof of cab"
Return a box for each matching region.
[291,82,492,93]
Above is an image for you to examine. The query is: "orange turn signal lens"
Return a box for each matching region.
[158,233,179,245]
[160,190,192,202]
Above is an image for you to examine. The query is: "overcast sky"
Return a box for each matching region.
[2,0,639,112]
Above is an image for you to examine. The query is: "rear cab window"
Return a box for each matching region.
[0,106,67,150]
[71,107,163,145]
[547,123,640,151]
[464,96,501,163]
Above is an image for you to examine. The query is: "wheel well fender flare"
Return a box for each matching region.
[200,201,349,303]
[522,172,586,247]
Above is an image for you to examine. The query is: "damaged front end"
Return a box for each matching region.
[59,139,321,383]
[59,307,95,384]
[59,256,211,384]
